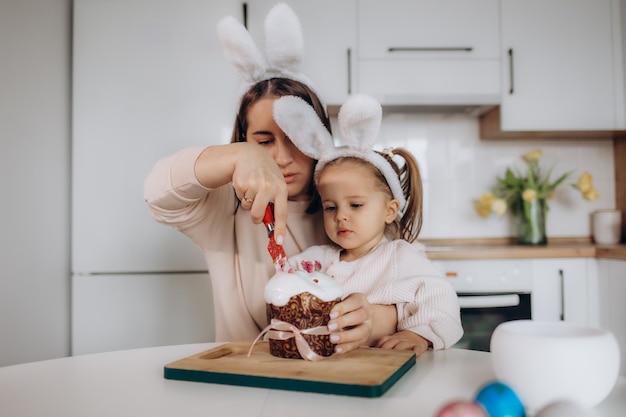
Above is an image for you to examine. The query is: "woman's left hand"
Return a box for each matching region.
[328,293,397,354]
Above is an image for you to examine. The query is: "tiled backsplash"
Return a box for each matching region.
[332,112,616,239]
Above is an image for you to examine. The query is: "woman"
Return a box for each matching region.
[144,78,398,354]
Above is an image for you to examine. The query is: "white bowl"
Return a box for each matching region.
[490,320,620,411]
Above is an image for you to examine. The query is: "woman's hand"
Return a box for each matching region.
[327,293,397,354]
[230,143,288,227]
[194,142,288,235]
[377,330,431,356]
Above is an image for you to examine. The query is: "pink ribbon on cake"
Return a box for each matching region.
[247,319,335,361]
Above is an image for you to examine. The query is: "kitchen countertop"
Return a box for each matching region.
[0,343,624,417]
[422,237,626,260]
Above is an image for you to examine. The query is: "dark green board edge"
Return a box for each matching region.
[164,354,416,398]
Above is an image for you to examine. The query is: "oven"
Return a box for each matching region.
[433,260,533,352]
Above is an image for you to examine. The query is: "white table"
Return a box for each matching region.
[0,343,624,417]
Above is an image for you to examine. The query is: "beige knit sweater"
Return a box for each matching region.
[144,147,328,341]
[289,240,463,350]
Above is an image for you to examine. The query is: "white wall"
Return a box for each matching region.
[373,112,616,239]
[0,0,71,366]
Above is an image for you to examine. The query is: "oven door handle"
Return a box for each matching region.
[458,294,520,308]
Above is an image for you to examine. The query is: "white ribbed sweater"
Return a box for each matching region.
[290,240,463,350]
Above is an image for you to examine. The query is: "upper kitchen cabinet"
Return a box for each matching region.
[356,0,501,107]
[245,0,357,106]
[481,0,626,139]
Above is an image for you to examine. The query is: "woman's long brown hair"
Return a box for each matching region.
[231,78,330,143]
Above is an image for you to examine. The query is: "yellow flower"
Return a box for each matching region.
[475,150,598,221]
[577,172,593,193]
[522,188,537,202]
[583,188,599,201]
[523,149,543,163]
[475,202,491,218]
[479,192,495,205]
[475,193,495,218]
[492,198,507,216]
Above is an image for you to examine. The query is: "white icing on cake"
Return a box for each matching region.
[265,269,344,307]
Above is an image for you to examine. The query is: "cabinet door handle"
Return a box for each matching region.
[508,48,515,94]
[347,48,352,95]
[242,2,248,29]
[388,47,473,52]
[559,269,565,321]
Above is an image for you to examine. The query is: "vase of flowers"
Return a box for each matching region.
[475,149,599,245]
[516,197,547,245]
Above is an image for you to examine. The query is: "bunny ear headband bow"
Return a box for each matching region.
[273,94,407,210]
[217,3,322,104]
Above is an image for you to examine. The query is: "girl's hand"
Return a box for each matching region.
[327,293,397,354]
[376,330,431,356]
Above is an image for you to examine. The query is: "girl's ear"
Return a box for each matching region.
[385,199,400,224]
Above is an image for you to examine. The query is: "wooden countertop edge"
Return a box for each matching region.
[421,237,626,260]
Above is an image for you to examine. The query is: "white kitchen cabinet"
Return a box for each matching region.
[72,0,235,356]
[72,273,214,355]
[531,258,599,325]
[356,0,501,106]
[246,0,357,106]
[496,0,624,132]
[73,0,241,274]
[597,259,626,376]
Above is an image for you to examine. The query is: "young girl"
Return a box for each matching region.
[144,4,398,353]
[274,94,463,355]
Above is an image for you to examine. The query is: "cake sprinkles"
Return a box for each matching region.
[250,260,344,360]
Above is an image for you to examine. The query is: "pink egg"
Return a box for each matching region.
[434,400,488,417]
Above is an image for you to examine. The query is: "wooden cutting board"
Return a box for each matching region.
[164,341,416,397]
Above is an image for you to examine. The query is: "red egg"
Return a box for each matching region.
[434,400,488,417]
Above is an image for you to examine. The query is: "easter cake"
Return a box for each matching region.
[264,260,343,360]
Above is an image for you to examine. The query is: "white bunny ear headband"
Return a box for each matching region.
[217,3,320,102]
[273,94,407,210]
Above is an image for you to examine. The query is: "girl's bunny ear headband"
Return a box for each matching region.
[273,94,407,210]
[217,3,321,103]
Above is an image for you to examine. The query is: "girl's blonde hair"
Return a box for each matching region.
[323,148,423,243]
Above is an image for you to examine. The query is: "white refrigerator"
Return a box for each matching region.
[71,0,241,354]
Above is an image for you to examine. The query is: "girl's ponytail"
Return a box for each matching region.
[379,148,424,243]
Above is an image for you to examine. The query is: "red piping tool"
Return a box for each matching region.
[263,204,286,263]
